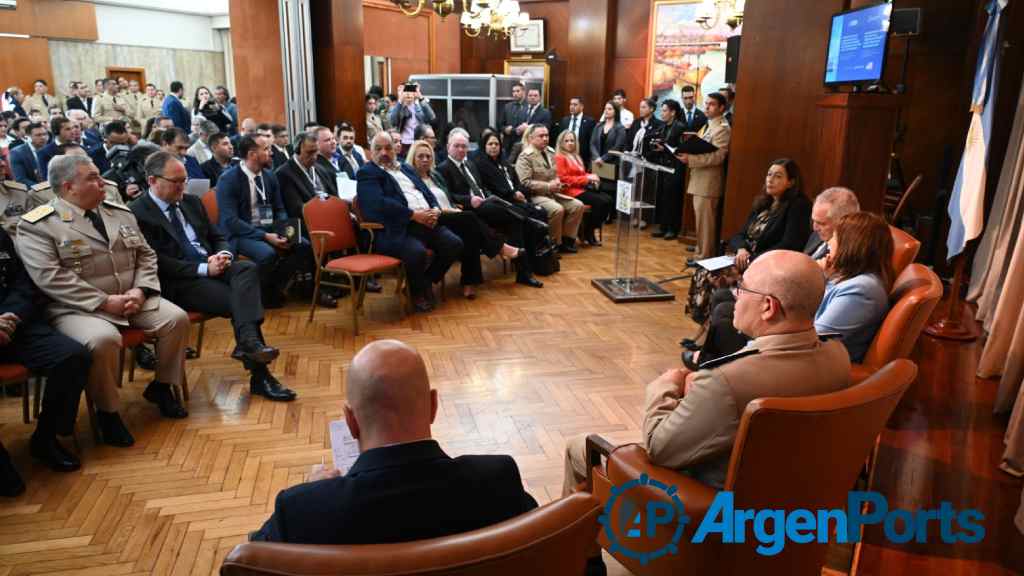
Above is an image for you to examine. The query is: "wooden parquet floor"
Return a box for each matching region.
[0,226,699,576]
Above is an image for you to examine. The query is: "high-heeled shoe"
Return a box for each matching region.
[462,286,477,300]
[500,245,523,260]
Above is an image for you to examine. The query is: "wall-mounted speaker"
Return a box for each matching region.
[725,36,741,83]
[892,8,921,37]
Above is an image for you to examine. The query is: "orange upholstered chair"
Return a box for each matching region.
[219,492,602,576]
[889,225,921,276]
[303,196,405,331]
[850,263,942,384]
[586,359,917,576]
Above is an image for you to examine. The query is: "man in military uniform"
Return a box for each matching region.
[27,144,124,209]
[93,80,130,126]
[0,163,31,236]
[0,226,91,496]
[16,155,191,447]
[563,250,851,491]
[136,84,163,128]
[24,79,63,117]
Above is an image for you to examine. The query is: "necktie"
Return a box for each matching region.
[43,95,49,107]
[307,166,321,192]
[167,203,205,262]
[686,110,692,125]
[254,174,266,201]
[541,151,550,169]
[570,116,577,133]
[85,209,109,243]
[459,162,484,198]
[346,153,359,174]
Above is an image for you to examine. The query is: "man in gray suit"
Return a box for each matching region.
[805,186,860,260]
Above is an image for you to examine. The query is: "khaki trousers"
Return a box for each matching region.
[52,298,189,412]
[563,433,589,497]
[691,194,720,259]
[532,195,584,242]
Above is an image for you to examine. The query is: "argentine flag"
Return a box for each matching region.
[947,0,1008,260]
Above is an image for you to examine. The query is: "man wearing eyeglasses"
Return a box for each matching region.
[563,251,851,568]
[130,151,296,402]
[16,155,192,448]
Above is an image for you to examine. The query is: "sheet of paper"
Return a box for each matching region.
[337,176,358,201]
[186,178,211,197]
[616,180,632,214]
[696,254,736,272]
[329,420,361,473]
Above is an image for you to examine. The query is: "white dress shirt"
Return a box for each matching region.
[386,166,431,211]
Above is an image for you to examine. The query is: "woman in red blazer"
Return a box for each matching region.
[554,130,612,246]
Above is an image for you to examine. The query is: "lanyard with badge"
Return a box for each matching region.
[254,175,273,227]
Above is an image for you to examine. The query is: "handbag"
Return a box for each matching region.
[532,240,560,276]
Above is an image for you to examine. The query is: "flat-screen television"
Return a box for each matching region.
[824,3,892,86]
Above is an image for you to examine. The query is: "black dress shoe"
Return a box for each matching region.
[97,411,135,447]
[558,243,578,254]
[134,344,156,371]
[0,444,25,497]
[250,373,296,402]
[585,236,602,247]
[30,434,80,472]
[679,338,700,351]
[364,277,383,293]
[318,293,338,308]
[413,298,434,313]
[185,347,199,360]
[516,274,544,288]
[682,350,700,371]
[663,231,678,241]
[143,382,188,419]
[651,228,666,238]
[234,339,280,365]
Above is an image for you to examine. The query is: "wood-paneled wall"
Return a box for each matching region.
[228,0,286,125]
[609,0,650,116]
[363,0,461,91]
[1,0,97,96]
[566,0,616,118]
[0,37,55,98]
[312,0,366,140]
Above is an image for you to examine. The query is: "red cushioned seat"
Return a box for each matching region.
[119,328,147,347]
[187,311,207,322]
[0,363,28,383]
[325,254,404,275]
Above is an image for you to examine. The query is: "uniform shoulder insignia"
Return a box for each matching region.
[21,205,55,223]
[3,180,27,191]
[103,178,118,187]
[102,199,132,212]
[30,181,50,192]
[818,332,844,342]
[698,347,760,370]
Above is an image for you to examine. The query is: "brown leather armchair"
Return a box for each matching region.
[889,226,921,276]
[220,492,601,576]
[850,263,941,383]
[587,360,918,576]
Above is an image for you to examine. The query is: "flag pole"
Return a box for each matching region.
[925,243,979,341]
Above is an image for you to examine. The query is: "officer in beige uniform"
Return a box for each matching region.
[16,155,190,448]
[515,123,583,253]
[679,92,731,260]
[563,250,851,498]
[0,180,30,236]
[93,82,130,125]
[136,84,163,128]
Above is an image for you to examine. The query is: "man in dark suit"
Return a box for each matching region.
[557,97,596,168]
[0,226,91,491]
[216,135,309,307]
[251,339,537,544]
[131,151,296,401]
[88,120,129,175]
[270,125,291,169]
[437,128,541,287]
[356,133,462,313]
[9,122,48,187]
[805,186,860,260]
[6,118,30,151]
[335,124,365,180]
[161,81,191,132]
[276,131,336,219]
[314,126,342,177]
[499,82,528,156]
[160,128,206,180]
[200,132,236,187]
[680,85,708,133]
[523,88,552,132]
[36,117,76,181]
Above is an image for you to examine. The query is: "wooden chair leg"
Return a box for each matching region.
[84,392,100,444]
[308,273,322,323]
[180,372,189,403]
[194,321,206,359]
[33,376,42,419]
[348,272,361,336]
[117,347,125,389]
[21,378,29,424]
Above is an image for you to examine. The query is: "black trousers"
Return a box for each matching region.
[395,222,463,300]
[163,260,268,372]
[438,211,503,286]
[655,169,684,232]
[698,295,749,365]
[471,198,546,275]
[576,190,613,240]
[0,321,90,437]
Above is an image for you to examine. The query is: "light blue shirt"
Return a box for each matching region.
[814,273,890,363]
[148,190,214,276]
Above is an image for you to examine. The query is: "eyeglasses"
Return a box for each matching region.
[156,175,189,186]
[731,280,784,313]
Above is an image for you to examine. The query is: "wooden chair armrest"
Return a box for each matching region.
[585,434,616,491]
[360,222,384,230]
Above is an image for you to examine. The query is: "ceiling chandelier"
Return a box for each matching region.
[392,0,530,38]
[694,0,745,30]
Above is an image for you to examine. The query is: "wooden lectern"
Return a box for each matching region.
[815,94,904,214]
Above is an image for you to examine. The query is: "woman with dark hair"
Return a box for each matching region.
[687,211,892,367]
[652,99,685,240]
[191,86,233,134]
[589,101,626,169]
[727,158,812,271]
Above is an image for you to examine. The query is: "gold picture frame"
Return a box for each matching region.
[647,0,731,105]
[503,58,550,107]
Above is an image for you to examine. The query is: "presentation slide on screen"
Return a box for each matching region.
[825,5,891,84]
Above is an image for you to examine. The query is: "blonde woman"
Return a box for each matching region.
[515,124,584,253]
[554,130,612,246]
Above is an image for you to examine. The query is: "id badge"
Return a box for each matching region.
[258,205,274,227]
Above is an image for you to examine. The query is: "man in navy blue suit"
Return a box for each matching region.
[161,81,191,132]
[335,124,365,180]
[356,132,461,313]
[159,128,206,180]
[216,135,310,307]
[9,122,48,187]
[36,116,78,181]
[251,339,537,544]
[88,120,130,175]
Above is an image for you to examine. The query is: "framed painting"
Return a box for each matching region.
[504,58,550,106]
[510,19,545,53]
[647,0,734,112]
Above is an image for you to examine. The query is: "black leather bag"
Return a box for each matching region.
[532,242,560,276]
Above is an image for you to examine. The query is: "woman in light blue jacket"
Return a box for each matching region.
[815,211,894,362]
